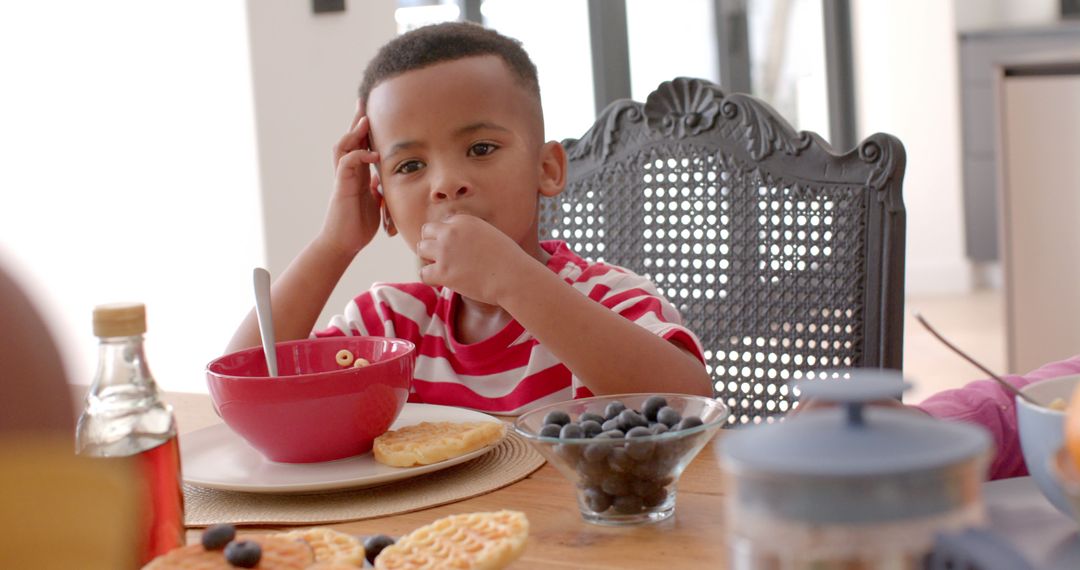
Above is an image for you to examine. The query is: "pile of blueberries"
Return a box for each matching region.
[536,396,706,516]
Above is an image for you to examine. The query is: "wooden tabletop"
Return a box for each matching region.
[168,392,730,569]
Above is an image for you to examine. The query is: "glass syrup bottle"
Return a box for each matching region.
[76,303,185,566]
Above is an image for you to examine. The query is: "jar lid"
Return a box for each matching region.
[722,369,990,478]
[93,303,146,337]
[720,369,992,523]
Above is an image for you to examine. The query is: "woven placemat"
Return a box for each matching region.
[183,431,545,527]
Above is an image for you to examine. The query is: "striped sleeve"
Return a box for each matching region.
[572,264,705,364]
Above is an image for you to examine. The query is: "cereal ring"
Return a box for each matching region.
[335,350,355,367]
[353,357,371,368]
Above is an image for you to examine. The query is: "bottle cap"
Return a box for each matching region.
[92,303,146,337]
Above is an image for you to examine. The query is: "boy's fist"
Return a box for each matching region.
[417,214,533,305]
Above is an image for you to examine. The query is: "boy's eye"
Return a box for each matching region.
[395,160,424,175]
[468,142,498,157]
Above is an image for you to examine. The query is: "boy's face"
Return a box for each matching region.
[365,55,564,259]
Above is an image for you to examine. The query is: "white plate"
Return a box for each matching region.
[181,403,505,494]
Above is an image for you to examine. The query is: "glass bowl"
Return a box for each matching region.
[514,393,729,525]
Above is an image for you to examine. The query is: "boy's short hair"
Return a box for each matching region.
[358,22,541,106]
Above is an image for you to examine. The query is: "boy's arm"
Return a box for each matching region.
[226,237,357,352]
[499,263,713,397]
[227,103,381,353]
[417,215,712,396]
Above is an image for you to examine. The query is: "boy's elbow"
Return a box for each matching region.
[690,368,714,397]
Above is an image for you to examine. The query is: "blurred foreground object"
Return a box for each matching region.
[0,264,140,568]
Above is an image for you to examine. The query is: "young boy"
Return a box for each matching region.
[227,22,712,413]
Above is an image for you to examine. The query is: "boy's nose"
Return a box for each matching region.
[431,182,471,202]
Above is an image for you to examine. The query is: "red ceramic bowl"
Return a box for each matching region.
[206,337,415,463]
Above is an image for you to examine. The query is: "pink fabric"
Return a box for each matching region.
[914,354,1080,480]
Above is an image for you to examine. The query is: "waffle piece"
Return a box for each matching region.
[374,510,528,570]
[373,421,506,467]
[277,527,365,566]
[142,534,314,569]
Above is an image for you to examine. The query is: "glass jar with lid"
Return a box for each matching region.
[720,370,991,569]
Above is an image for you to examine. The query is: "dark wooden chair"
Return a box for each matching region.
[539,77,907,425]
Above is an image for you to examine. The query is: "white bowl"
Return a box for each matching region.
[1016,375,1080,519]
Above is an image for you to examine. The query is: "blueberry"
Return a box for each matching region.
[676,416,704,431]
[597,429,625,439]
[642,396,669,422]
[625,427,656,461]
[632,459,663,480]
[642,486,669,508]
[631,477,660,497]
[617,409,648,432]
[543,410,572,427]
[607,447,634,473]
[652,423,669,435]
[224,540,261,568]
[604,401,627,420]
[559,422,585,439]
[583,486,613,513]
[364,534,396,565]
[600,472,631,496]
[579,412,605,425]
[201,523,236,550]
[579,420,603,438]
[613,494,645,514]
[539,423,562,438]
[657,406,682,427]
[601,418,621,432]
[556,443,582,461]
[583,441,611,463]
[576,459,607,485]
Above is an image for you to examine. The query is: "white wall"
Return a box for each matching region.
[0,1,263,392]
[245,0,416,338]
[852,0,972,295]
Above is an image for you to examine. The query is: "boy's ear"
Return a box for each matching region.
[538,141,567,198]
[370,173,397,237]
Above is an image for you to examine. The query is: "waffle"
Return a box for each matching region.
[373,510,528,570]
[278,527,365,566]
[373,421,506,467]
[142,535,314,569]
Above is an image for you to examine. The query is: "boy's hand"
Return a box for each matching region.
[320,101,382,257]
[417,214,533,305]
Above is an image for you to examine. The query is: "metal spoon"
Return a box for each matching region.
[914,312,1039,406]
[253,267,278,377]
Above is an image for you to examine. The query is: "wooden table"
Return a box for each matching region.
[168,392,730,569]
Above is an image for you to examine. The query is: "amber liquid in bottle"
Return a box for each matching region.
[77,303,185,567]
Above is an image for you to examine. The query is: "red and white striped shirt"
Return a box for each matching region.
[315,241,704,414]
